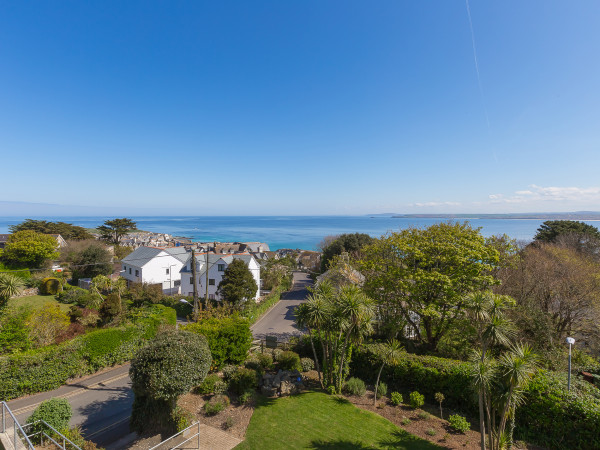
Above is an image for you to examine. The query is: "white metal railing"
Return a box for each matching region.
[1,401,36,449]
[148,422,200,450]
[23,420,82,450]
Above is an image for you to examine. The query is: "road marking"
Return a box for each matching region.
[11,372,130,416]
[85,416,130,438]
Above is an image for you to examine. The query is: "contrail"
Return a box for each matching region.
[465,0,491,130]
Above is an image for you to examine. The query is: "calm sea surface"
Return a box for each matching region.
[1,216,598,251]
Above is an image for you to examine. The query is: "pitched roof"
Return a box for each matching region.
[180,253,257,275]
[121,246,189,267]
[163,247,190,264]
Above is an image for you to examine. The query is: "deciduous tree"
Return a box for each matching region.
[1,230,59,268]
[320,233,374,272]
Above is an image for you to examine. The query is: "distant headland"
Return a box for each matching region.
[368,212,600,220]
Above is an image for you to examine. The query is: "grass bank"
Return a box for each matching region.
[236,391,441,450]
[8,294,70,312]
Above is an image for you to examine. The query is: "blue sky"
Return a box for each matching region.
[1,1,600,215]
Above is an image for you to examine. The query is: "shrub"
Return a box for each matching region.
[344,377,366,396]
[196,374,222,395]
[448,414,470,433]
[426,429,437,436]
[376,381,388,399]
[221,365,237,380]
[99,293,122,322]
[418,411,430,420]
[214,379,228,395]
[245,352,273,373]
[0,310,32,354]
[327,385,337,395]
[203,395,230,416]
[230,367,258,396]
[57,287,93,306]
[278,351,301,371]
[409,391,425,409]
[223,416,235,429]
[129,329,212,434]
[390,392,403,406]
[239,389,255,404]
[26,303,70,347]
[183,316,252,369]
[300,357,315,372]
[272,348,283,361]
[40,277,62,295]
[401,418,411,425]
[172,406,194,432]
[26,398,72,438]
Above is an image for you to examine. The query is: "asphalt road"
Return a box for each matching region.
[250,271,313,341]
[7,364,134,449]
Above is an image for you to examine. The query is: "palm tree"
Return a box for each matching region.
[0,273,24,312]
[374,339,403,405]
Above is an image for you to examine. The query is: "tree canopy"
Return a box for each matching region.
[359,222,500,351]
[0,230,59,268]
[97,218,137,244]
[65,242,113,282]
[534,220,600,243]
[218,259,258,306]
[320,233,375,272]
[9,219,93,240]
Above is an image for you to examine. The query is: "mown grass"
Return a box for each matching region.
[236,391,441,450]
[8,295,70,312]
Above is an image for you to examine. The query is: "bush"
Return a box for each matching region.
[26,398,72,438]
[278,351,301,371]
[409,391,425,409]
[183,316,252,369]
[99,293,122,322]
[222,365,237,380]
[239,389,255,404]
[214,379,228,395]
[203,395,230,416]
[376,381,388,399]
[40,277,63,295]
[26,303,70,347]
[300,357,315,372]
[0,305,176,401]
[196,374,222,395]
[172,406,194,432]
[344,377,366,396]
[390,392,403,406]
[272,348,283,361]
[242,285,287,324]
[418,411,430,420]
[245,352,273,372]
[230,367,258,396]
[448,414,470,433]
[401,418,411,425]
[426,429,436,436]
[0,310,32,354]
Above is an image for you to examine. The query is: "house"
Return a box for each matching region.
[0,234,9,249]
[179,253,261,302]
[49,234,68,248]
[120,246,189,294]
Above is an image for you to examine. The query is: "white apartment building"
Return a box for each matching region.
[121,246,189,294]
[179,253,261,302]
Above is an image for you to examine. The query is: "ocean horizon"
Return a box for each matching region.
[2,215,598,251]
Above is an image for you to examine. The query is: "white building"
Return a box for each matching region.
[179,253,261,302]
[121,246,189,295]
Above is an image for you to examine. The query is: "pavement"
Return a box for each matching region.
[250,271,313,341]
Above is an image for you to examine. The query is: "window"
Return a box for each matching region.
[166,268,170,275]
[209,279,215,286]
[209,294,215,300]
[190,277,193,284]
[135,270,139,277]
[174,280,181,287]
[129,268,131,275]
[218,264,225,272]
[123,265,126,271]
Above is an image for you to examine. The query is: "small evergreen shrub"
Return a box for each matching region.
[401,418,411,425]
[327,385,337,395]
[26,398,72,438]
[344,377,366,396]
[300,357,315,372]
[426,429,437,436]
[40,277,62,295]
[172,406,194,432]
[448,414,470,433]
[376,381,388,399]
[418,411,430,420]
[230,367,258,395]
[221,365,237,380]
[214,380,228,395]
[409,391,425,409]
[278,351,301,371]
[390,392,403,406]
[203,395,230,416]
[196,374,222,395]
[239,389,255,404]
[272,348,283,361]
[223,416,235,429]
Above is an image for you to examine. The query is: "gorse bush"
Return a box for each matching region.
[278,351,301,371]
[344,377,366,396]
[26,398,72,439]
[409,391,425,409]
[448,414,470,433]
[183,316,252,369]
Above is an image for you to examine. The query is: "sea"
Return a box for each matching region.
[2,216,599,251]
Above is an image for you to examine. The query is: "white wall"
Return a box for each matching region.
[122,251,184,295]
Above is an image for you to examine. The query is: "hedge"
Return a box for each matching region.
[0,304,176,401]
[242,284,287,325]
[183,316,252,369]
[350,344,600,450]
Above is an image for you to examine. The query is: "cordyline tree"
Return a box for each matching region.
[295,281,374,393]
[359,222,500,350]
[97,218,137,244]
[0,273,23,314]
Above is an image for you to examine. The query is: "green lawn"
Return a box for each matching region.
[8,295,70,312]
[236,392,441,450]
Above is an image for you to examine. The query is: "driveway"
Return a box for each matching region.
[250,271,313,341]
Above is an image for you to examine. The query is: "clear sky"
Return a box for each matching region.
[1,1,600,215]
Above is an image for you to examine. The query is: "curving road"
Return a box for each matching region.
[250,271,312,342]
